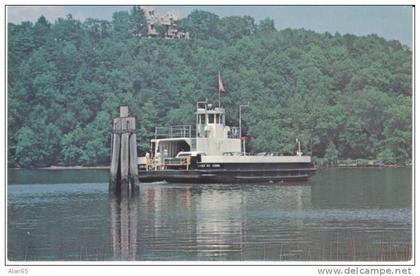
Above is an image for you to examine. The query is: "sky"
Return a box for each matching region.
[7,5,413,46]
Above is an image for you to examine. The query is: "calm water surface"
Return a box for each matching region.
[7,168,412,261]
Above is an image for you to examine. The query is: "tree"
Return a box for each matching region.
[258,18,275,33]
[52,14,86,47]
[136,100,158,154]
[377,148,396,165]
[324,141,339,166]
[41,123,62,165]
[83,18,111,42]
[82,111,112,165]
[111,11,132,40]
[178,10,220,39]
[33,16,51,48]
[61,126,86,165]
[217,16,256,41]
[130,6,148,37]
[15,127,40,167]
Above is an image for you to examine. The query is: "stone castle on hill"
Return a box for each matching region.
[142,6,190,39]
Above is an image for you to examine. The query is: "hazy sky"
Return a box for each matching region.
[7,5,413,46]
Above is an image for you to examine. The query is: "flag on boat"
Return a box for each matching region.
[218,71,225,92]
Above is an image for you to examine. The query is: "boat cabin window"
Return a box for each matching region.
[208,114,214,124]
[215,114,220,124]
[199,114,205,124]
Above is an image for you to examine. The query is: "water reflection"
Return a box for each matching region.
[136,183,313,261]
[110,194,138,261]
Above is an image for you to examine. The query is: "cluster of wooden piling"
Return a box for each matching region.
[109,106,139,196]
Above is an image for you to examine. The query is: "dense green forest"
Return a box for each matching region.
[7,7,412,168]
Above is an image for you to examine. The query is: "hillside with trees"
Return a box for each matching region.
[7,7,412,168]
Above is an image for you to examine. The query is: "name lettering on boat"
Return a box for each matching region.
[198,164,221,168]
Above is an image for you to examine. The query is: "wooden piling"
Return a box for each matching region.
[110,117,123,192]
[109,106,139,196]
[109,132,121,192]
[129,131,139,192]
[120,130,130,196]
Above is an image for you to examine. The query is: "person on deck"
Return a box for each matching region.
[145,151,150,171]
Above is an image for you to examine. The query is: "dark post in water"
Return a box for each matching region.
[109,106,139,195]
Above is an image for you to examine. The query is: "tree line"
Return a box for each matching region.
[7,7,412,167]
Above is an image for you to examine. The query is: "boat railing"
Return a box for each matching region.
[140,156,192,170]
[154,125,193,139]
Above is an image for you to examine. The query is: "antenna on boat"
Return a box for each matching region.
[296,138,303,156]
[239,103,249,155]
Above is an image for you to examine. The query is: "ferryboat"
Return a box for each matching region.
[137,100,316,183]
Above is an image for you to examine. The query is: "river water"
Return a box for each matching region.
[7,168,412,262]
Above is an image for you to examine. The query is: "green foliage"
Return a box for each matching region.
[136,100,158,154]
[178,10,220,40]
[258,18,276,33]
[130,6,148,37]
[324,141,339,166]
[217,16,256,41]
[7,8,412,167]
[377,148,397,165]
[15,127,39,167]
[61,126,86,165]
